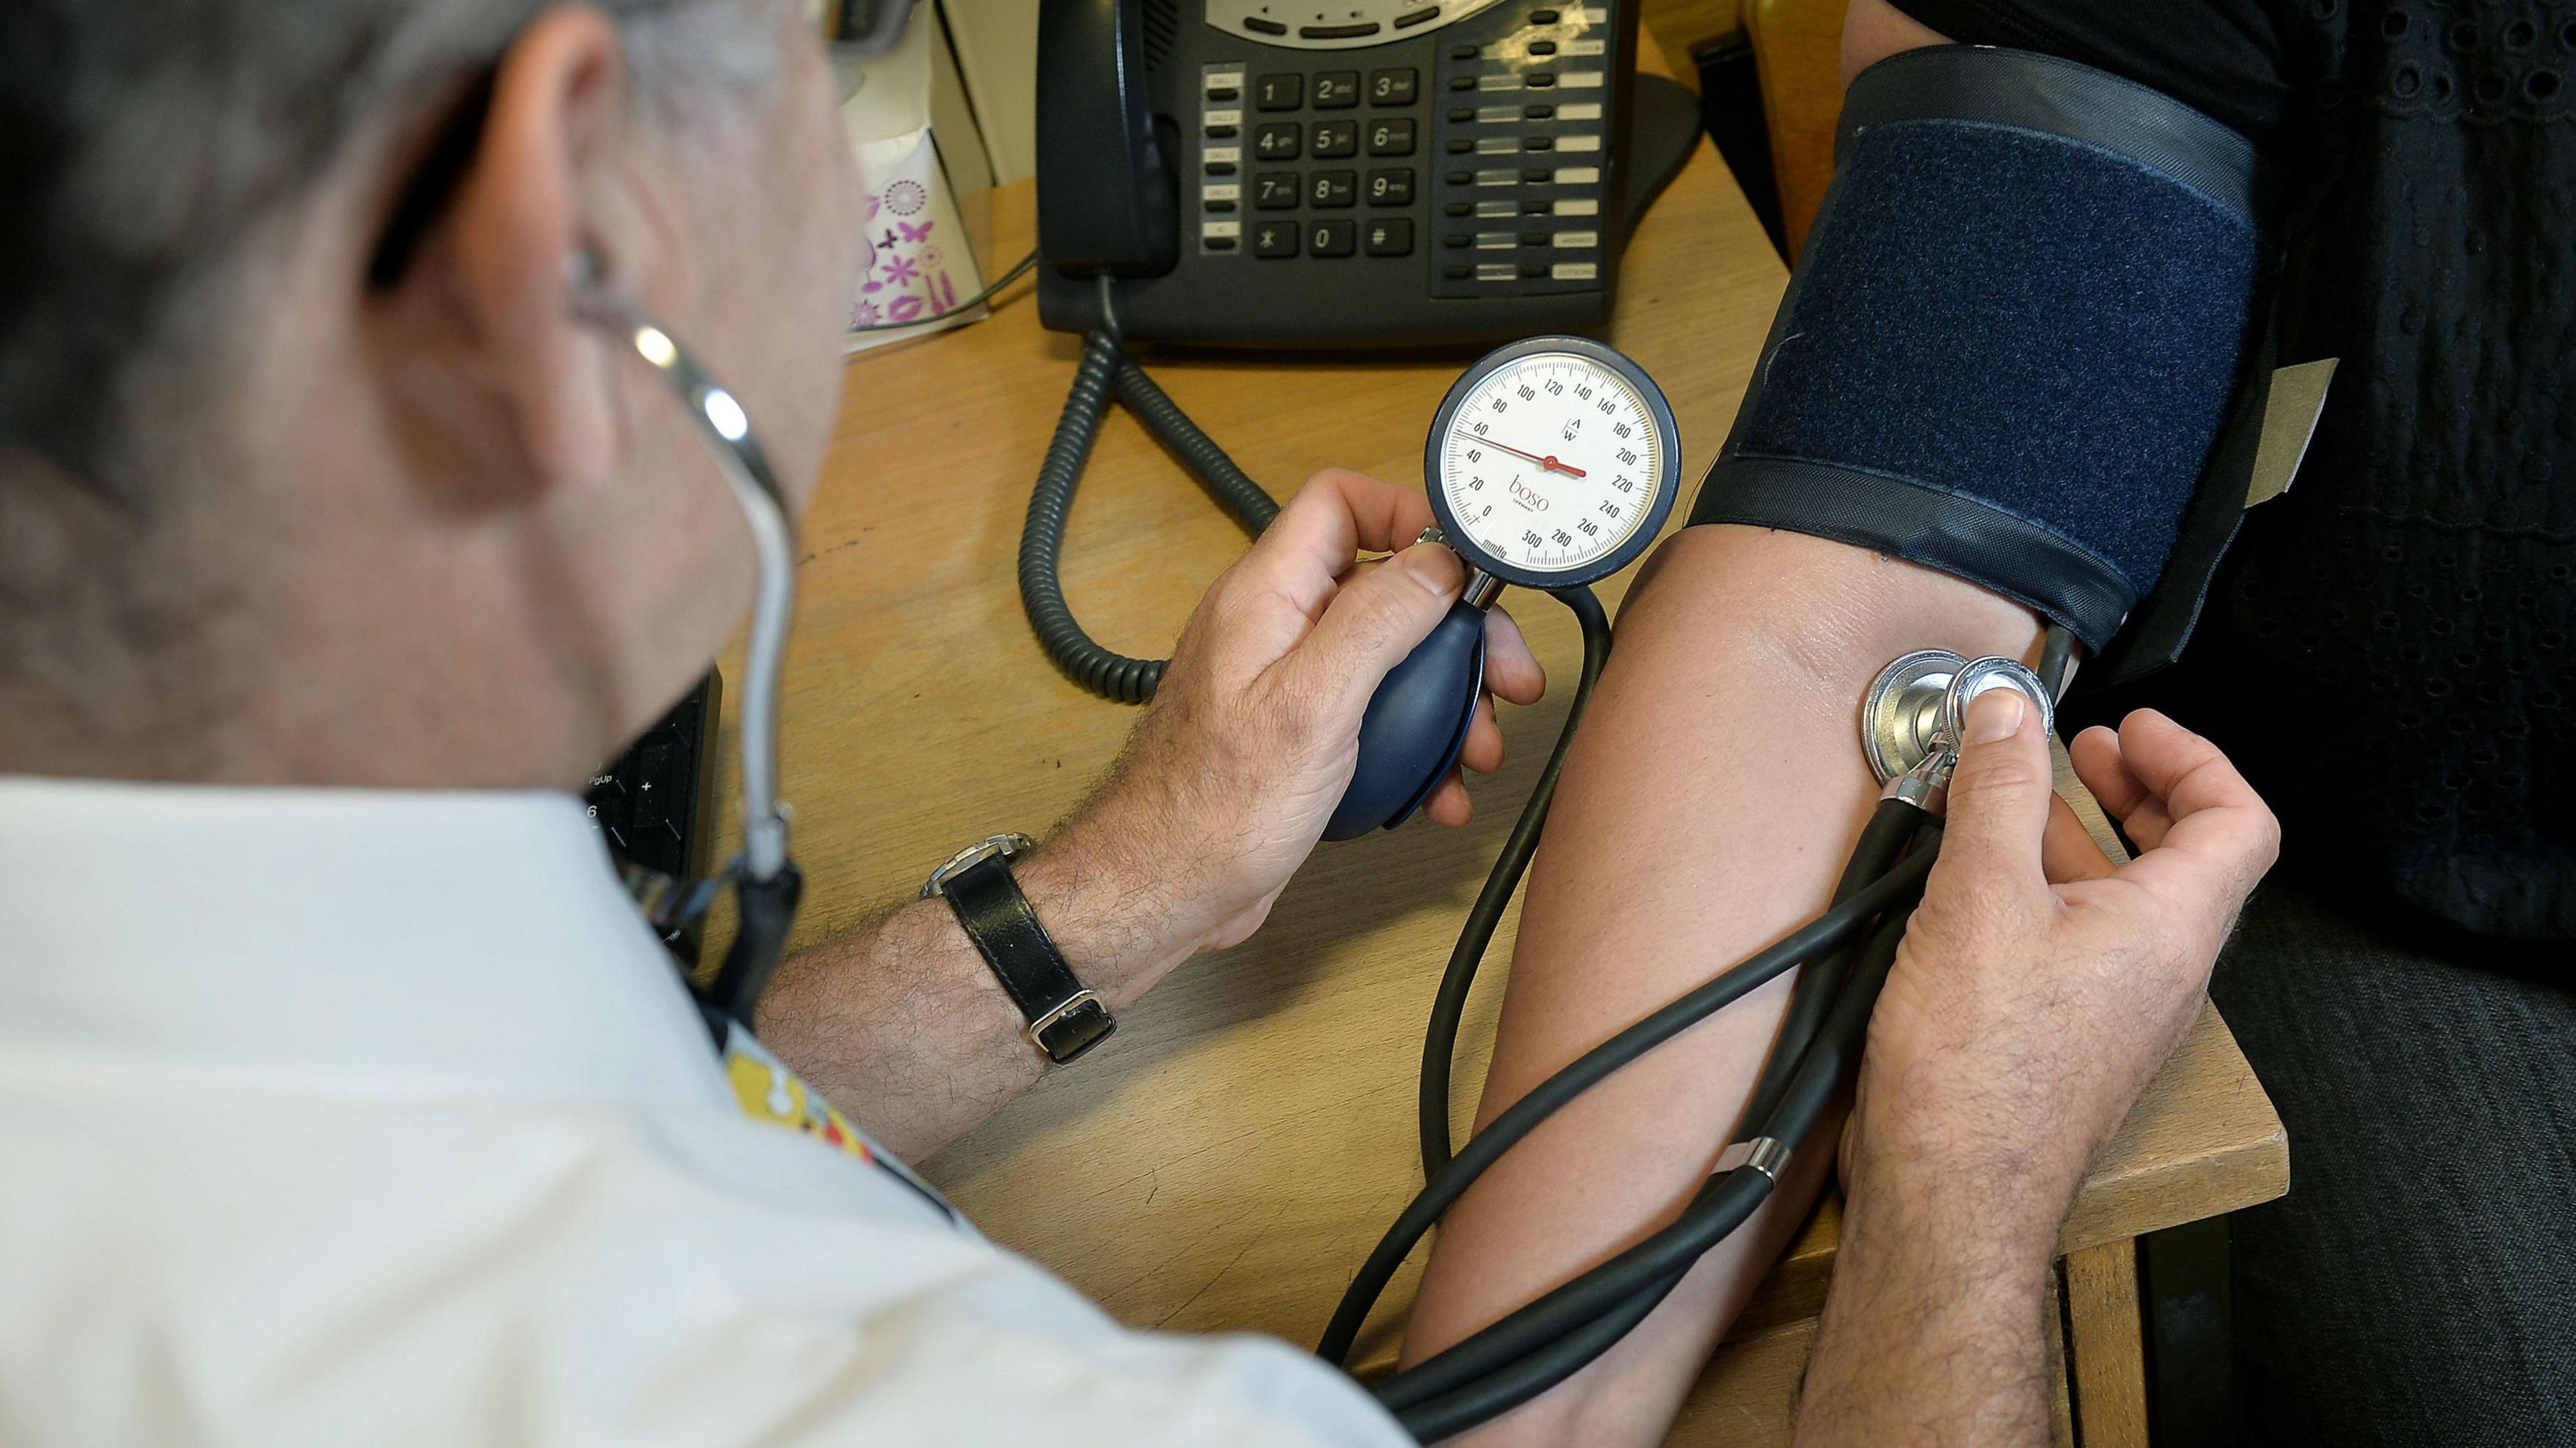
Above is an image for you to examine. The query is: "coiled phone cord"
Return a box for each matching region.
[1024,320,1281,702]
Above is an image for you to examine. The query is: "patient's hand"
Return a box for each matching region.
[1847,694,2281,1248]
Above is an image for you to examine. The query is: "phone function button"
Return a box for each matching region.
[1252,221,1299,258]
[1523,167,1552,182]
[1524,104,1556,119]
[1396,6,1443,29]
[1311,120,1359,158]
[1448,75,1478,92]
[1529,8,1562,21]
[1204,125,1240,140]
[1255,74,1303,111]
[1203,200,1238,214]
[1446,138,1474,154]
[1525,72,1557,89]
[1244,15,1287,35]
[1310,170,1357,207]
[1207,86,1242,103]
[1204,161,1240,177]
[1519,196,1551,213]
[1253,172,1301,209]
[1369,68,1419,105]
[1302,21,1381,40]
[1446,233,1473,248]
[1523,135,1554,152]
[1314,72,1361,108]
[1444,168,1474,184]
[1367,167,1415,205]
[1365,219,1414,257]
[1203,235,1240,252]
[1519,261,1550,278]
[1449,107,1478,122]
[1446,201,1474,216]
[1254,123,1302,160]
[1309,219,1358,257]
[1445,264,1474,279]
[1368,118,1416,156]
[1528,40,1559,56]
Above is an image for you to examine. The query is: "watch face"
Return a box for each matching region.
[1424,336,1683,592]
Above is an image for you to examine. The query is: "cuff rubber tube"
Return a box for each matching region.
[1687,46,2268,651]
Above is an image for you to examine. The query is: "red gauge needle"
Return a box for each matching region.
[1483,439,1587,478]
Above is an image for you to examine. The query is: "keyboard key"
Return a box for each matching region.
[1254,122,1301,160]
[1314,71,1360,108]
[1310,219,1358,256]
[1256,74,1302,110]
[1309,170,1356,207]
[1367,117,1416,156]
[1312,119,1359,158]
[1365,218,1415,256]
[1253,219,1299,258]
[1369,68,1419,105]
[1368,166,1416,205]
[1254,170,1300,208]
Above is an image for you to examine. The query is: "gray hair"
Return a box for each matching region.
[0,0,777,505]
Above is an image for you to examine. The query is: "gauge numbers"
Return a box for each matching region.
[1436,351,1666,578]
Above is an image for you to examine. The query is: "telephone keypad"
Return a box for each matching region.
[1194,5,1615,289]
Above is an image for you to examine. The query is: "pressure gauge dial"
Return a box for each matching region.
[1425,336,1683,591]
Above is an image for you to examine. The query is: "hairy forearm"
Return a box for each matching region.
[1793,1145,2063,1448]
[753,816,1191,1162]
[1399,524,2038,1443]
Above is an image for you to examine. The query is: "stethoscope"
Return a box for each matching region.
[1034,323,2068,1441]
[568,256,805,1043]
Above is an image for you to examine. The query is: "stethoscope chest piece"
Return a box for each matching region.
[1862,649,1968,783]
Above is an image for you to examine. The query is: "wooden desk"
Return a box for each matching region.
[755,97,2287,1445]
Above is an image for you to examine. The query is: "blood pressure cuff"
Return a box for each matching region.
[1688,45,2269,653]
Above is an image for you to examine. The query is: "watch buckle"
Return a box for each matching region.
[1024,988,1104,1047]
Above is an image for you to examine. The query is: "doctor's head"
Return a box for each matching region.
[0,0,865,789]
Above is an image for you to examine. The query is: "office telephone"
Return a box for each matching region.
[1033,0,1700,345]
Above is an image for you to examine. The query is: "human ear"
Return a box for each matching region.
[400,3,647,490]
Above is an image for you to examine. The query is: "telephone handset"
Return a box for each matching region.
[1034,0,1697,345]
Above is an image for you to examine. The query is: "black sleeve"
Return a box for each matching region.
[1887,0,2293,145]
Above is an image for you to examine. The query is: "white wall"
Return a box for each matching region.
[938,0,1042,184]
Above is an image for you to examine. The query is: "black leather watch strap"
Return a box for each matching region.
[934,849,1116,1064]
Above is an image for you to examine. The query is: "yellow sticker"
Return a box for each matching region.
[724,1036,873,1164]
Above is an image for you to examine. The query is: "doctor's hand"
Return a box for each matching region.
[1840,696,2280,1256]
[1042,468,1544,980]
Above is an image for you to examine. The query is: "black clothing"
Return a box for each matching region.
[2212,881,2576,1447]
[1889,0,2576,941]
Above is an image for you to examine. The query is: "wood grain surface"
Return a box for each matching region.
[714,52,2287,1436]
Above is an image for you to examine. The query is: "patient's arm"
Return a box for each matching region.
[1399,523,2037,1443]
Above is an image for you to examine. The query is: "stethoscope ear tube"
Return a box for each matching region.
[571,257,805,1033]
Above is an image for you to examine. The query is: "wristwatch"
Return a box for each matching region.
[922,834,1117,1064]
